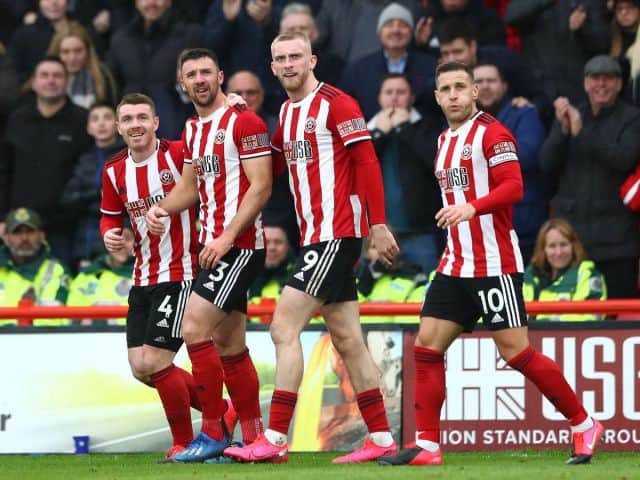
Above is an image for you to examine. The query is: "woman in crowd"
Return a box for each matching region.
[524,218,607,321]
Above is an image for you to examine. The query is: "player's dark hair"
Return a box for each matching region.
[436,61,474,83]
[178,48,220,70]
[439,17,477,46]
[117,93,156,117]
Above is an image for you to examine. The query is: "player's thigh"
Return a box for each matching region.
[144,280,192,352]
[271,286,324,345]
[126,285,151,350]
[212,310,248,355]
[321,300,367,354]
[181,291,226,342]
[417,316,465,352]
[286,238,360,304]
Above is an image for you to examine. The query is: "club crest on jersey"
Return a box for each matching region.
[461,144,473,160]
[159,169,174,185]
[304,117,316,133]
[214,129,225,144]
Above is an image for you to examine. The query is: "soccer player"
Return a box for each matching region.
[224,31,400,464]
[377,62,604,467]
[146,48,271,463]
[100,93,200,462]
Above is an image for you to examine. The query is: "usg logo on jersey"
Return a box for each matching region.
[461,143,472,160]
[214,129,225,144]
[159,169,174,185]
[304,117,316,133]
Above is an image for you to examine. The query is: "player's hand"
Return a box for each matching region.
[103,228,125,253]
[370,224,400,267]
[226,92,248,111]
[222,0,242,21]
[415,16,433,47]
[146,205,169,236]
[553,97,571,135]
[246,0,272,25]
[92,9,111,33]
[199,235,233,270]
[569,4,587,32]
[436,203,476,229]
[567,105,583,136]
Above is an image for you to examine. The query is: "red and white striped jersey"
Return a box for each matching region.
[435,111,524,277]
[183,106,270,250]
[100,139,197,287]
[271,83,370,246]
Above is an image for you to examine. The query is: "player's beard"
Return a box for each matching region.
[190,82,218,108]
[280,68,308,93]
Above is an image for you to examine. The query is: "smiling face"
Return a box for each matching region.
[435,68,478,129]
[271,36,317,98]
[379,19,412,52]
[116,103,158,155]
[584,73,622,112]
[181,56,224,110]
[544,228,574,274]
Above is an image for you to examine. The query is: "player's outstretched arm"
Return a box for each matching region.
[146,163,199,235]
[198,154,272,269]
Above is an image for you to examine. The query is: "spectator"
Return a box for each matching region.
[227,70,277,134]
[61,102,124,266]
[152,58,196,140]
[356,235,425,323]
[438,18,551,121]
[46,21,118,108]
[505,0,610,105]
[279,2,344,88]
[415,0,506,58]
[524,218,607,321]
[108,0,203,95]
[1,56,91,267]
[481,0,522,52]
[0,44,20,142]
[66,227,134,325]
[0,0,32,47]
[540,55,640,299]
[473,62,547,262]
[340,3,437,120]
[315,0,421,64]
[619,1,640,103]
[8,0,71,82]
[0,208,70,327]
[367,73,443,274]
[248,224,294,310]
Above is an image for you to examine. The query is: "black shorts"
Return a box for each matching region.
[127,280,192,351]
[192,246,265,314]
[286,238,361,304]
[421,272,527,333]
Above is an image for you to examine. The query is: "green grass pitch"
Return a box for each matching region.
[1,451,637,480]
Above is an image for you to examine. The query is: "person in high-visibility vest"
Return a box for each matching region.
[0,208,70,326]
[524,218,607,321]
[66,228,135,325]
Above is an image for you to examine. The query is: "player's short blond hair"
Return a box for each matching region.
[271,31,312,57]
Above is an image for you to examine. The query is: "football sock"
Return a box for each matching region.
[150,364,193,448]
[508,346,588,426]
[187,340,226,440]
[356,388,391,436]
[268,390,297,436]
[174,365,202,411]
[221,348,263,443]
[414,346,446,443]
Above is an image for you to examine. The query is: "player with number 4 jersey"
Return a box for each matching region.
[100,93,201,463]
[378,62,604,468]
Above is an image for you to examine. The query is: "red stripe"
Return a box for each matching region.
[196,120,212,244]
[306,96,324,244]
[287,104,308,245]
[158,149,184,282]
[136,164,161,284]
[212,110,234,241]
[461,121,486,276]
[438,135,460,275]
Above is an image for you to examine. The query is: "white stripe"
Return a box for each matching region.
[294,101,315,246]
[511,230,524,273]
[147,156,171,284]
[306,240,340,297]
[214,250,252,307]
[316,99,335,242]
[623,178,640,205]
[499,275,514,328]
[100,208,122,215]
[174,280,191,338]
[125,158,149,286]
[223,114,240,234]
[350,195,362,238]
[505,274,522,327]
[343,135,371,146]
[239,150,271,160]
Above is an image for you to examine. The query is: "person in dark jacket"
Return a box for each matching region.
[505,0,610,105]
[367,73,443,274]
[340,3,437,120]
[473,62,547,263]
[539,55,640,299]
[107,0,203,96]
[61,102,125,265]
[0,56,91,267]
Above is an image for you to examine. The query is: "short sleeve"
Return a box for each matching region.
[100,164,124,216]
[182,122,195,164]
[328,94,371,147]
[482,122,519,168]
[233,110,271,160]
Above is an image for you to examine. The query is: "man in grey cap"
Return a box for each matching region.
[340,2,437,119]
[540,54,640,299]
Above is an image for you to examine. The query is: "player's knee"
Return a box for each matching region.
[270,320,298,347]
[180,317,203,344]
[330,334,361,357]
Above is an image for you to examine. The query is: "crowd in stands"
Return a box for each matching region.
[1,0,639,325]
